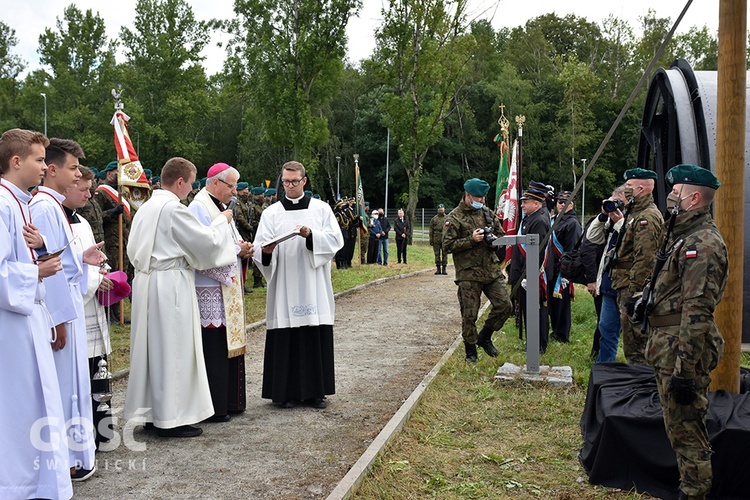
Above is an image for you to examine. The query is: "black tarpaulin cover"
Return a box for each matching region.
[579,363,750,499]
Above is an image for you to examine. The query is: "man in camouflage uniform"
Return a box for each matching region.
[359,201,370,265]
[77,167,105,242]
[95,161,131,275]
[263,187,277,208]
[429,203,448,275]
[251,186,266,287]
[610,168,663,363]
[443,178,512,363]
[644,165,727,500]
[235,182,254,293]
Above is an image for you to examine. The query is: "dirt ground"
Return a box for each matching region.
[73,267,460,499]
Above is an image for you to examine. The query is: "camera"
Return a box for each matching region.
[603,198,625,213]
[482,226,497,244]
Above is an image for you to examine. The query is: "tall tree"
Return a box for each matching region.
[119,0,214,170]
[0,22,25,131]
[228,0,361,175]
[373,0,476,224]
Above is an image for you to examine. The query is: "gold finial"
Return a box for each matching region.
[498,103,510,138]
[515,115,526,130]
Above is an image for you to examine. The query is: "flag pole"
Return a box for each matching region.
[112,89,125,325]
[515,115,526,340]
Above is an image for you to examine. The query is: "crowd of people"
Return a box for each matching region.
[0,124,729,500]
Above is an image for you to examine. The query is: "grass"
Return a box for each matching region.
[353,287,750,499]
[108,240,436,372]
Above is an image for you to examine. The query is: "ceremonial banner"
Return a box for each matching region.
[500,139,520,262]
[494,135,510,216]
[111,110,150,210]
[355,163,368,235]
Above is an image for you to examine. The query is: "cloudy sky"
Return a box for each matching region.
[7,0,720,77]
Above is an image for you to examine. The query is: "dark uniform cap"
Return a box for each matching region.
[265,188,277,196]
[529,180,553,195]
[144,168,153,179]
[152,176,160,183]
[304,190,313,197]
[102,161,119,173]
[623,168,657,180]
[463,178,490,196]
[437,203,445,208]
[557,190,572,202]
[666,164,720,189]
[251,186,265,195]
[96,171,107,180]
[192,180,200,189]
[236,181,249,191]
[87,166,99,175]
[520,187,547,202]
[313,193,320,199]
[364,201,370,207]
[199,177,207,188]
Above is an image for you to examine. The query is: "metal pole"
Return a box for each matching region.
[336,156,341,200]
[581,158,587,222]
[385,128,390,217]
[41,93,47,136]
[525,233,540,374]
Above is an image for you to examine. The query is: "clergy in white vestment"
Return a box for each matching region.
[189,162,253,421]
[125,157,237,438]
[252,161,344,409]
[0,129,72,499]
[30,138,107,481]
[65,167,115,446]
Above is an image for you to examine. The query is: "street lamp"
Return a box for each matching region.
[335,156,341,200]
[40,93,47,136]
[581,158,587,222]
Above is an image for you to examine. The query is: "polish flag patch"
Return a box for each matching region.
[639,219,648,226]
[686,249,697,259]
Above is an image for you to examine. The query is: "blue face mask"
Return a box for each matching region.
[470,201,484,210]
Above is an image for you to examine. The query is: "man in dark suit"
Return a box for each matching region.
[394,209,410,264]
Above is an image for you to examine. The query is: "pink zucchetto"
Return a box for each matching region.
[207,162,231,178]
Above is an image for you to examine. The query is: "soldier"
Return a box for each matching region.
[611,168,663,363]
[235,182,254,293]
[548,191,582,343]
[443,178,513,363]
[359,201,370,264]
[183,179,200,206]
[429,203,448,275]
[77,167,105,243]
[644,165,727,500]
[263,187,277,209]
[251,186,266,287]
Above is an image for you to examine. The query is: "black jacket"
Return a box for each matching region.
[509,206,550,286]
[579,215,606,285]
[394,217,410,240]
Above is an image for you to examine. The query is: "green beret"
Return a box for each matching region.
[144,168,153,179]
[623,168,657,180]
[199,177,207,188]
[313,193,321,199]
[463,178,490,197]
[251,187,265,195]
[96,171,107,180]
[236,181,249,191]
[265,188,277,196]
[192,180,200,189]
[304,190,313,196]
[437,203,445,208]
[666,164,720,189]
[364,201,370,206]
[87,167,99,175]
[152,176,160,183]
[102,161,119,173]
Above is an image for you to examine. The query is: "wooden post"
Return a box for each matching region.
[711,0,746,392]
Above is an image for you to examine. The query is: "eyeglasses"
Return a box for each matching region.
[217,178,237,190]
[557,200,567,204]
[281,178,304,187]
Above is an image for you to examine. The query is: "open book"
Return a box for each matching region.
[262,228,301,247]
[36,236,78,261]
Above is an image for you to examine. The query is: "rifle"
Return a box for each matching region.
[602,199,635,275]
[635,203,679,333]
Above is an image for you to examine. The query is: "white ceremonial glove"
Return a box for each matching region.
[561,278,570,288]
[521,278,527,290]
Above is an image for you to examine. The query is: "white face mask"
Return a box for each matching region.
[470,201,483,209]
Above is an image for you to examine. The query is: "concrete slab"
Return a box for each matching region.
[494,362,574,387]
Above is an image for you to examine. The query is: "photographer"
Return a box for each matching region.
[443,178,512,363]
[586,185,627,362]
[610,168,663,364]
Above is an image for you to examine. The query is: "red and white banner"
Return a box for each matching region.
[111,110,149,188]
[500,139,520,262]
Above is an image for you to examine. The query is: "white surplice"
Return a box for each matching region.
[30,186,95,471]
[124,189,237,428]
[0,179,72,500]
[252,197,344,329]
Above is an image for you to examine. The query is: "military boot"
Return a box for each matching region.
[441,265,448,275]
[464,342,478,363]
[435,265,441,275]
[477,325,499,357]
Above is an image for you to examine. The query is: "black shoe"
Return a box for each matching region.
[156,425,203,438]
[477,326,499,357]
[143,422,156,431]
[71,466,96,482]
[305,398,327,409]
[441,266,448,275]
[280,400,296,409]
[465,342,478,363]
[205,414,231,423]
[253,281,264,288]
[244,287,251,294]
[435,266,441,275]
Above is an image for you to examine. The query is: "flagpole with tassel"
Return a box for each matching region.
[112,90,125,324]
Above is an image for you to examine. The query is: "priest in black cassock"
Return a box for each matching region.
[252,161,344,409]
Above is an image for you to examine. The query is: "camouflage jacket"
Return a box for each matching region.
[94,180,131,270]
[645,207,728,378]
[429,212,446,246]
[443,201,505,283]
[77,194,104,242]
[610,194,663,293]
[235,196,254,241]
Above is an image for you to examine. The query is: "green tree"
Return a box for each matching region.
[228,0,361,176]
[373,0,476,225]
[674,26,718,70]
[0,21,25,131]
[119,0,214,171]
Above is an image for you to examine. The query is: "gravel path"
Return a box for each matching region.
[72,268,460,499]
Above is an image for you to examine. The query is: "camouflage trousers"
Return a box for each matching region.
[432,244,448,266]
[617,291,647,364]
[456,277,512,345]
[654,369,713,498]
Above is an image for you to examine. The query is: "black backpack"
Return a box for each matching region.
[558,232,587,285]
